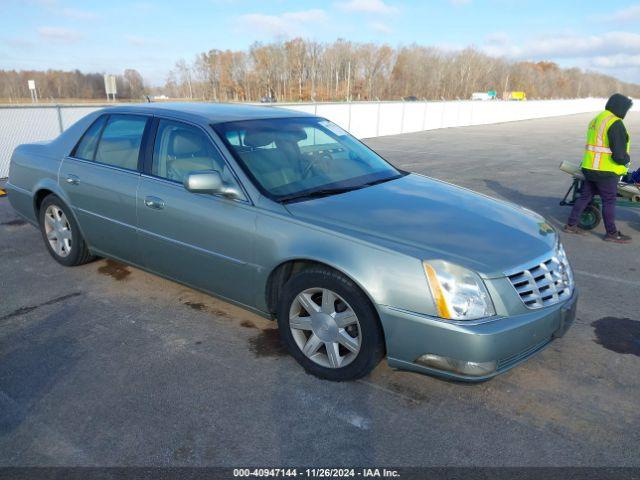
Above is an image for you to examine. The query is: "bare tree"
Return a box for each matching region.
[123,69,145,99]
[2,38,639,103]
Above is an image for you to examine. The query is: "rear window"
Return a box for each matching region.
[73,115,107,161]
[94,115,148,171]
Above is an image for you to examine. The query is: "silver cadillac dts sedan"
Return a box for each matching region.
[6,103,577,381]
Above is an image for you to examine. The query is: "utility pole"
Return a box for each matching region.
[346,61,351,102]
[503,74,510,99]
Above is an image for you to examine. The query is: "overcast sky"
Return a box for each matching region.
[3,0,640,86]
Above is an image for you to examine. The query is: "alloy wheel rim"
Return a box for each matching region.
[44,205,72,258]
[289,287,361,369]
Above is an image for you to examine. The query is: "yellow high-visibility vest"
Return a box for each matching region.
[582,110,631,176]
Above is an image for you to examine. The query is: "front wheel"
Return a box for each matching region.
[276,267,385,381]
[39,194,94,266]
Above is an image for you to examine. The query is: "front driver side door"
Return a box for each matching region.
[137,118,257,306]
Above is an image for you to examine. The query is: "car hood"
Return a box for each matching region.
[285,173,556,276]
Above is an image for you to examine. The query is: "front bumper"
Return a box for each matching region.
[379,288,578,381]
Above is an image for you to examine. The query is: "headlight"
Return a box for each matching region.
[556,241,574,287]
[423,260,495,320]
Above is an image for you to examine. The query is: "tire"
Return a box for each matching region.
[38,194,94,267]
[578,204,602,230]
[276,266,385,381]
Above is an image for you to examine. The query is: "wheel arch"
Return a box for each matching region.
[265,257,381,322]
[34,188,54,215]
[266,257,388,366]
[32,178,70,216]
[32,182,87,241]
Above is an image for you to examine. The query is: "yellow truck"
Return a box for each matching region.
[505,91,527,101]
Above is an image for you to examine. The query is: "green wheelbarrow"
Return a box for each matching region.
[559,161,640,230]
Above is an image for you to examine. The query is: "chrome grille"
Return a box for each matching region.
[507,246,574,309]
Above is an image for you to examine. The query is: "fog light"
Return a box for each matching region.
[415,354,497,377]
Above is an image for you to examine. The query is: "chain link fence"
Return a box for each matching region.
[0,104,104,178]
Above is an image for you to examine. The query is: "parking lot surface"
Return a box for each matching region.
[1,112,639,466]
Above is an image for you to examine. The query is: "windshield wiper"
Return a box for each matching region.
[279,174,405,204]
[360,174,405,188]
[279,185,364,203]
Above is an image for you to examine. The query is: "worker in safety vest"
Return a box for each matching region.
[564,93,633,243]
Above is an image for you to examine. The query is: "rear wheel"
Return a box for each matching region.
[38,194,94,266]
[579,204,602,230]
[276,267,385,381]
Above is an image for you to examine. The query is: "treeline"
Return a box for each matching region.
[166,39,640,101]
[2,39,639,102]
[0,69,145,101]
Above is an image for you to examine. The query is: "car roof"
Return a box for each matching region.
[99,102,313,124]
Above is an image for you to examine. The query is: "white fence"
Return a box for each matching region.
[0,98,625,178]
[278,98,615,138]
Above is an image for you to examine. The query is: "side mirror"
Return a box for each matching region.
[183,170,241,199]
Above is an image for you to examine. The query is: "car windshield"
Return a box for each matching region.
[213,117,403,202]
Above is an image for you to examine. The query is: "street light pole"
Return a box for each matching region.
[346,61,351,102]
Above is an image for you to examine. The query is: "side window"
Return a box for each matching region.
[94,115,148,171]
[152,120,227,183]
[73,115,107,160]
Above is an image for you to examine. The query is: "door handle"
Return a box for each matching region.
[66,174,80,185]
[144,196,165,210]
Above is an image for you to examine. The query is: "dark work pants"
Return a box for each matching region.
[567,177,619,234]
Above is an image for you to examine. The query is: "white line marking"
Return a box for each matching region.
[294,390,372,430]
[336,412,371,430]
[574,270,640,288]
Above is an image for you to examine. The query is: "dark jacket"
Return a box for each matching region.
[583,93,633,181]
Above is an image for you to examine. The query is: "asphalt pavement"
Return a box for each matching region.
[0,112,638,467]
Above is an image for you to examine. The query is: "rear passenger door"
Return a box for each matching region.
[137,118,257,305]
[60,113,150,264]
